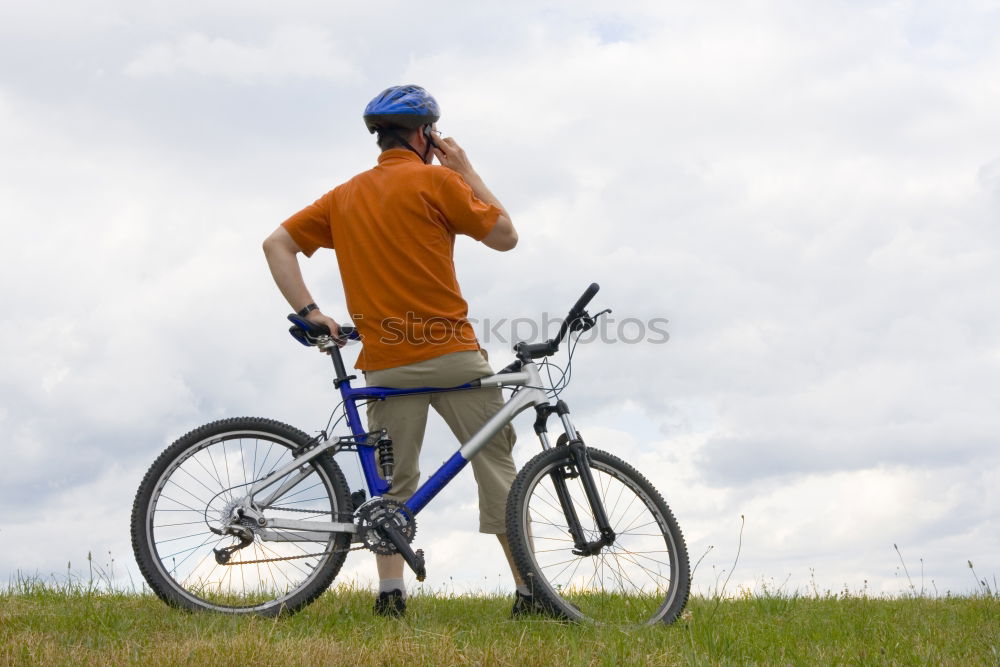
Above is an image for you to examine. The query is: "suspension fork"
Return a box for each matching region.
[534,402,617,556]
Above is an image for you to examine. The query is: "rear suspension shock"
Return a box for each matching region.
[376,436,394,483]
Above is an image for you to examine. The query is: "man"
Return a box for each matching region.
[263,85,544,618]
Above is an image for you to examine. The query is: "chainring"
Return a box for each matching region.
[355,498,416,555]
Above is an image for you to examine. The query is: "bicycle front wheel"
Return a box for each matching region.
[506,446,690,625]
[130,417,352,615]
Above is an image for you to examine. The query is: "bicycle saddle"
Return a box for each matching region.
[287,314,358,347]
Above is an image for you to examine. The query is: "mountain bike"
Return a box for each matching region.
[130,284,690,625]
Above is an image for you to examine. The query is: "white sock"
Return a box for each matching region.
[379,578,406,598]
[516,583,530,596]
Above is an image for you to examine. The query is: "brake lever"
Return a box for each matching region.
[570,308,612,333]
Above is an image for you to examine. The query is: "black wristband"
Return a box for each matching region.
[297,303,319,317]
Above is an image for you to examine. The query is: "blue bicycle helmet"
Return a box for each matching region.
[363,84,441,134]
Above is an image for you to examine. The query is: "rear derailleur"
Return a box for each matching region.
[210,505,263,565]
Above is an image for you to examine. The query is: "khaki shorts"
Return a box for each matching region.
[365,350,517,534]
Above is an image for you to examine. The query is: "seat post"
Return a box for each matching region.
[328,344,357,388]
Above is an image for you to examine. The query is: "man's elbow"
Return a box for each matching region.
[483,217,518,251]
[263,228,291,258]
[262,231,278,254]
[499,229,518,251]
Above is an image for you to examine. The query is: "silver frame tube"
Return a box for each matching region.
[259,518,357,540]
[459,363,549,459]
[243,437,336,501]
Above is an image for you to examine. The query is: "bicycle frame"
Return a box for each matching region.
[133,283,691,621]
[246,354,555,541]
[247,284,617,559]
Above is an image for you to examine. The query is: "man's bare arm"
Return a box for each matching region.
[431,136,518,251]
[479,213,517,251]
[262,227,341,335]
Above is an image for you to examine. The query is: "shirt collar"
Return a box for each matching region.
[377,148,425,165]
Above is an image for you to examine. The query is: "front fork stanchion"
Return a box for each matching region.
[535,404,588,547]
[548,465,589,550]
[567,443,616,553]
[547,444,617,557]
[542,400,616,556]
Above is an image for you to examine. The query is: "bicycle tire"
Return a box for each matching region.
[130,417,352,615]
[506,446,690,625]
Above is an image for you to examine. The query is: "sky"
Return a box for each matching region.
[1,0,999,598]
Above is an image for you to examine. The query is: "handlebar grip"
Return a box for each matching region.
[570,283,600,315]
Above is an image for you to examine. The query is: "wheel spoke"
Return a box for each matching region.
[155,493,206,515]
[154,519,212,529]
[175,464,228,501]
[159,532,223,564]
[164,478,213,508]
[203,447,231,504]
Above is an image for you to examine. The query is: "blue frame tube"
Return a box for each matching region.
[406,450,468,514]
[340,392,390,496]
[338,379,478,501]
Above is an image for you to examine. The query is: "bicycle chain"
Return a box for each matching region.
[219,505,363,566]
[221,544,365,566]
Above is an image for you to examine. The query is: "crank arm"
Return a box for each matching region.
[378,521,426,582]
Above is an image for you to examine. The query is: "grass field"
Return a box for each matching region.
[2,581,999,666]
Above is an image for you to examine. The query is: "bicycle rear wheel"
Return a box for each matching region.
[131,417,352,615]
[506,446,690,625]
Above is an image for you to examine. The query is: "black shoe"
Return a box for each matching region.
[374,589,406,618]
[511,591,569,619]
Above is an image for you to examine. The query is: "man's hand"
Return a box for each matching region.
[431,136,476,179]
[431,134,518,252]
[305,309,346,349]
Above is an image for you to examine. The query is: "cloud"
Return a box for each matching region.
[124,25,361,83]
[979,156,1000,198]
[2,0,1000,598]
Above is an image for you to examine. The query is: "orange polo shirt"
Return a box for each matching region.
[282,149,501,371]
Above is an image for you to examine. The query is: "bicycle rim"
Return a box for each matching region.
[514,448,688,625]
[143,430,345,613]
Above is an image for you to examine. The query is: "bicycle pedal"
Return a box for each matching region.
[414,549,426,582]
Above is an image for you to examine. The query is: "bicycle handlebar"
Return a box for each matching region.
[513,283,602,362]
[570,282,600,318]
